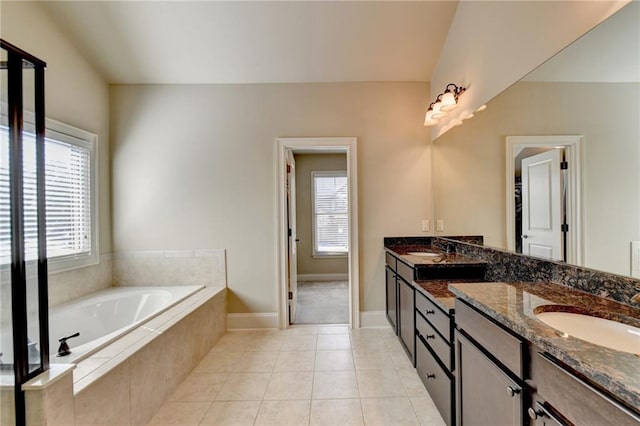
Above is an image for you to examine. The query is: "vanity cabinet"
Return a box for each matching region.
[385,265,398,334]
[455,300,526,426]
[529,351,640,426]
[415,290,455,425]
[398,276,415,364]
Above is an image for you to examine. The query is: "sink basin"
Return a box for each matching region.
[535,311,640,354]
[407,252,441,258]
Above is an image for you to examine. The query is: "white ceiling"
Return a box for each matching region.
[39,1,459,85]
[524,1,639,83]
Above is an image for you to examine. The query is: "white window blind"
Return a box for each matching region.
[312,171,348,255]
[0,120,95,269]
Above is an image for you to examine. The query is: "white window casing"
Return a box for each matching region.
[1,110,98,274]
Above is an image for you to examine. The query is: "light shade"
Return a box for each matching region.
[424,108,438,126]
[431,97,446,119]
[440,92,457,112]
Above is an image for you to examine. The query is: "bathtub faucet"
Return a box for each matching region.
[56,332,80,357]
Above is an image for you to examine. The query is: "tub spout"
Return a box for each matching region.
[56,332,80,357]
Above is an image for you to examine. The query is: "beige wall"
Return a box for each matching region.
[110,82,432,314]
[433,81,640,276]
[1,1,111,255]
[430,1,628,137]
[294,153,348,276]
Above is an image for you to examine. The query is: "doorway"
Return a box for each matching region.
[277,138,359,329]
[506,135,583,265]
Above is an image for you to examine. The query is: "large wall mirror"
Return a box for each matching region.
[432,2,639,278]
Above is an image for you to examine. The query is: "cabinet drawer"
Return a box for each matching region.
[415,291,451,342]
[416,339,453,426]
[385,252,396,269]
[536,353,640,426]
[397,259,414,283]
[416,313,451,370]
[455,300,524,378]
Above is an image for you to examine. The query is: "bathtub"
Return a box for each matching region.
[46,285,204,364]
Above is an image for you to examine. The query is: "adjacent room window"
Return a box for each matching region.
[312,171,348,256]
[0,114,98,272]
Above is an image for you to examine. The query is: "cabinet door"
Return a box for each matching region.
[398,278,415,365]
[456,331,523,426]
[385,266,397,334]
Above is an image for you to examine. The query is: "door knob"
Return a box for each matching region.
[528,407,544,420]
[521,235,529,239]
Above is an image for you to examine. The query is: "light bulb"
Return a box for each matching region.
[424,109,438,126]
[432,100,446,119]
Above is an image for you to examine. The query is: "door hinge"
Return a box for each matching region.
[561,223,569,232]
[560,161,568,170]
[286,164,291,173]
[288,291,293,300]
[288,228,292,237]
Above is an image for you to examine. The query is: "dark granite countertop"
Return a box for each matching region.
[386,246,487,268]
[414,279,486,312]
[449,282,640,412]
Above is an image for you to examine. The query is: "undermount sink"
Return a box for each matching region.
[535,310,640,354]
[407,252,441,258]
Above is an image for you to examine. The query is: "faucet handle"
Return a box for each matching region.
[58,332,80,343]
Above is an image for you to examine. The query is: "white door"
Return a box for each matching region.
[521,149,563,260]
[286,151,298,323]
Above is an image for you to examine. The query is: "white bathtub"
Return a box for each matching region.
[47,285,204,364]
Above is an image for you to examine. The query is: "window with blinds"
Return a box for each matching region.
[0,117,97,271]
[312,171,349,256]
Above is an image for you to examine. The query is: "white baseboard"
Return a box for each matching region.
[297,273,349,282]
[227,313,279,330]
[359,311,390,328]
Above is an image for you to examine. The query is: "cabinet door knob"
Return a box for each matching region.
[425,310,435,315]
[522,235,529,239]
[506,386,521,397]
[425,334,435,340]
[527,407,544,420]
[426,373,436,380]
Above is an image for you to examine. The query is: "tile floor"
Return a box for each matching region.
[147,325,446,426]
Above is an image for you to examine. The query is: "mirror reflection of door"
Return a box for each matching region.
[515,147,567,261]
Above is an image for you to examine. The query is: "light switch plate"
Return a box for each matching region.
[421,219,430,232]
[436,219,445,232]
[631,242,640,278]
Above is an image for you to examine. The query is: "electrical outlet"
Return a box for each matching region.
[421,219,430,232]
[436,219,445,232]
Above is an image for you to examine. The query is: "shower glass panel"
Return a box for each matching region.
[22,62,42,374]
[0,44,14,387]
[0,39,48,426]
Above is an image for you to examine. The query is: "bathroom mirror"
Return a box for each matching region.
[432,2,640,277]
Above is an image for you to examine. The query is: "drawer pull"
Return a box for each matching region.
[425,334,435,340]
[426,373,436,380]
[425,310,435,315]
[506,386,521,397]
[528,407,543,420]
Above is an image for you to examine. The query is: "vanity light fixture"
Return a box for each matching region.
[423,83,467,126]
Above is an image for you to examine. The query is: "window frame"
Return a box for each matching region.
[1,108,99,274]
[311,170,349,258]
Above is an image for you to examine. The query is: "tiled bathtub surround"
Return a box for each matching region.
[112,249,226,288]
[48,253,113,307]
[18,287,226,426]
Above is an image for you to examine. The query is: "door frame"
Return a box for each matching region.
[276,137,359,329]
[505,135,584,266]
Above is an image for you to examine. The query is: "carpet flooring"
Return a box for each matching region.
[294,280,349,324]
